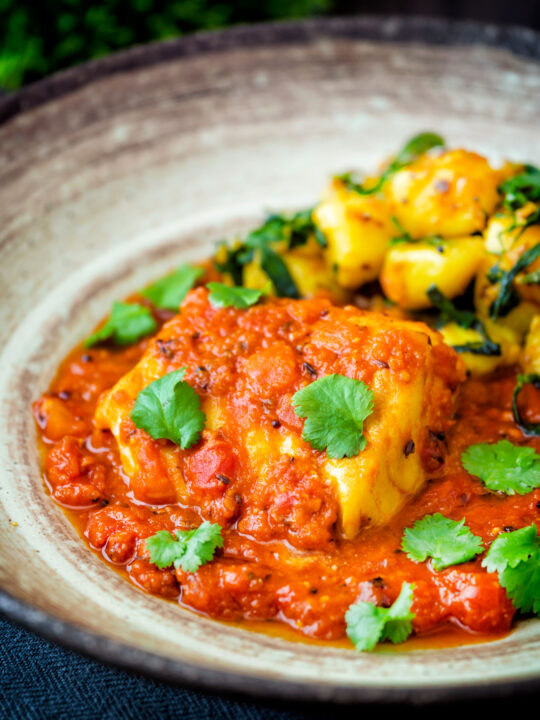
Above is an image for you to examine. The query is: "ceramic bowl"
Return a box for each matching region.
[1,16,540,704]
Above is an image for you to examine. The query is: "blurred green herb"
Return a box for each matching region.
[499,165,540,210]
[427,285,501,357]
[214,208,323,298]
[489,241,540,319]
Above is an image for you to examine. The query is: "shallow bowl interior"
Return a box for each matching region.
[1,16,540,704]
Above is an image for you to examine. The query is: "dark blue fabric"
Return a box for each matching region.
[1,615,533,717]
[0,616,327,720]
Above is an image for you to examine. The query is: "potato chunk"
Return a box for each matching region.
[483,203,540,257]
[96,290,464,545]
[380,237,485,310]
[313,181,394,288]
[384,149,502,238]
[439,320,521,375]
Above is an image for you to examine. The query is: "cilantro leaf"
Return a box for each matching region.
[461,440,540,495]
[85,301,157,347]
[142,265,203,310]
[146,521,224,573]
[512,374,540,437]
[245,209,317,253]
[145,530,185,569]
[482,524,540,615]
[346,582,415,651]
[395,132,445,166]
[483,524,539,573]
[382,582,416,644]
[499,557,540,615]
[130,368,205,449]
[292,374,374,458]
[402,513,483,571]
[345,602,387,651]
[207,282,264,309]
[179,522,224,572]
[499,165,540,210]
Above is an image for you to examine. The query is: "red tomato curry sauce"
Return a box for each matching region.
[33,292,540,645]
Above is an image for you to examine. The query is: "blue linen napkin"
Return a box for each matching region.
[0,616,314,720]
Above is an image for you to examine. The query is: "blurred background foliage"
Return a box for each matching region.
[1,1,538,91]
[0,0,333,90]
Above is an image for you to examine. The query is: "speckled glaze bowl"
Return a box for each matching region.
[1,16,540,704]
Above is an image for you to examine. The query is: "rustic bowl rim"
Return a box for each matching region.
[1,15,540,705]
[1,14,540,124]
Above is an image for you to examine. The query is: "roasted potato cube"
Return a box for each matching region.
[474,257,539,338]
[484,203,540,255]
[384,149,501,238]
[440,320,521,375]
[380,237,485,310]
[312,181,394,288]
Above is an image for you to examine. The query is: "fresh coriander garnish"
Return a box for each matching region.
[427,285,476,329]
[214,209,322,299]
[512,373,540,437]
[292,374,374,458]
[489,241,540,319]
[146,521,223,573]
[241,213,312,298]
[499,165,540,210]
[393,132,445,167]
[130,367,205,449]
[257,245,300,298]
[142,264,203,310]
[337,132,444,196]
[85,301,157,348]
[207,282,265,309]
[483,524,540,615]
[214,243,245,286]
[462,439,540,495]
[345,582,415,652]
[267,209,321,250]
[250,210,317,251]
[402,514,483,571]
[426,285,501,356]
